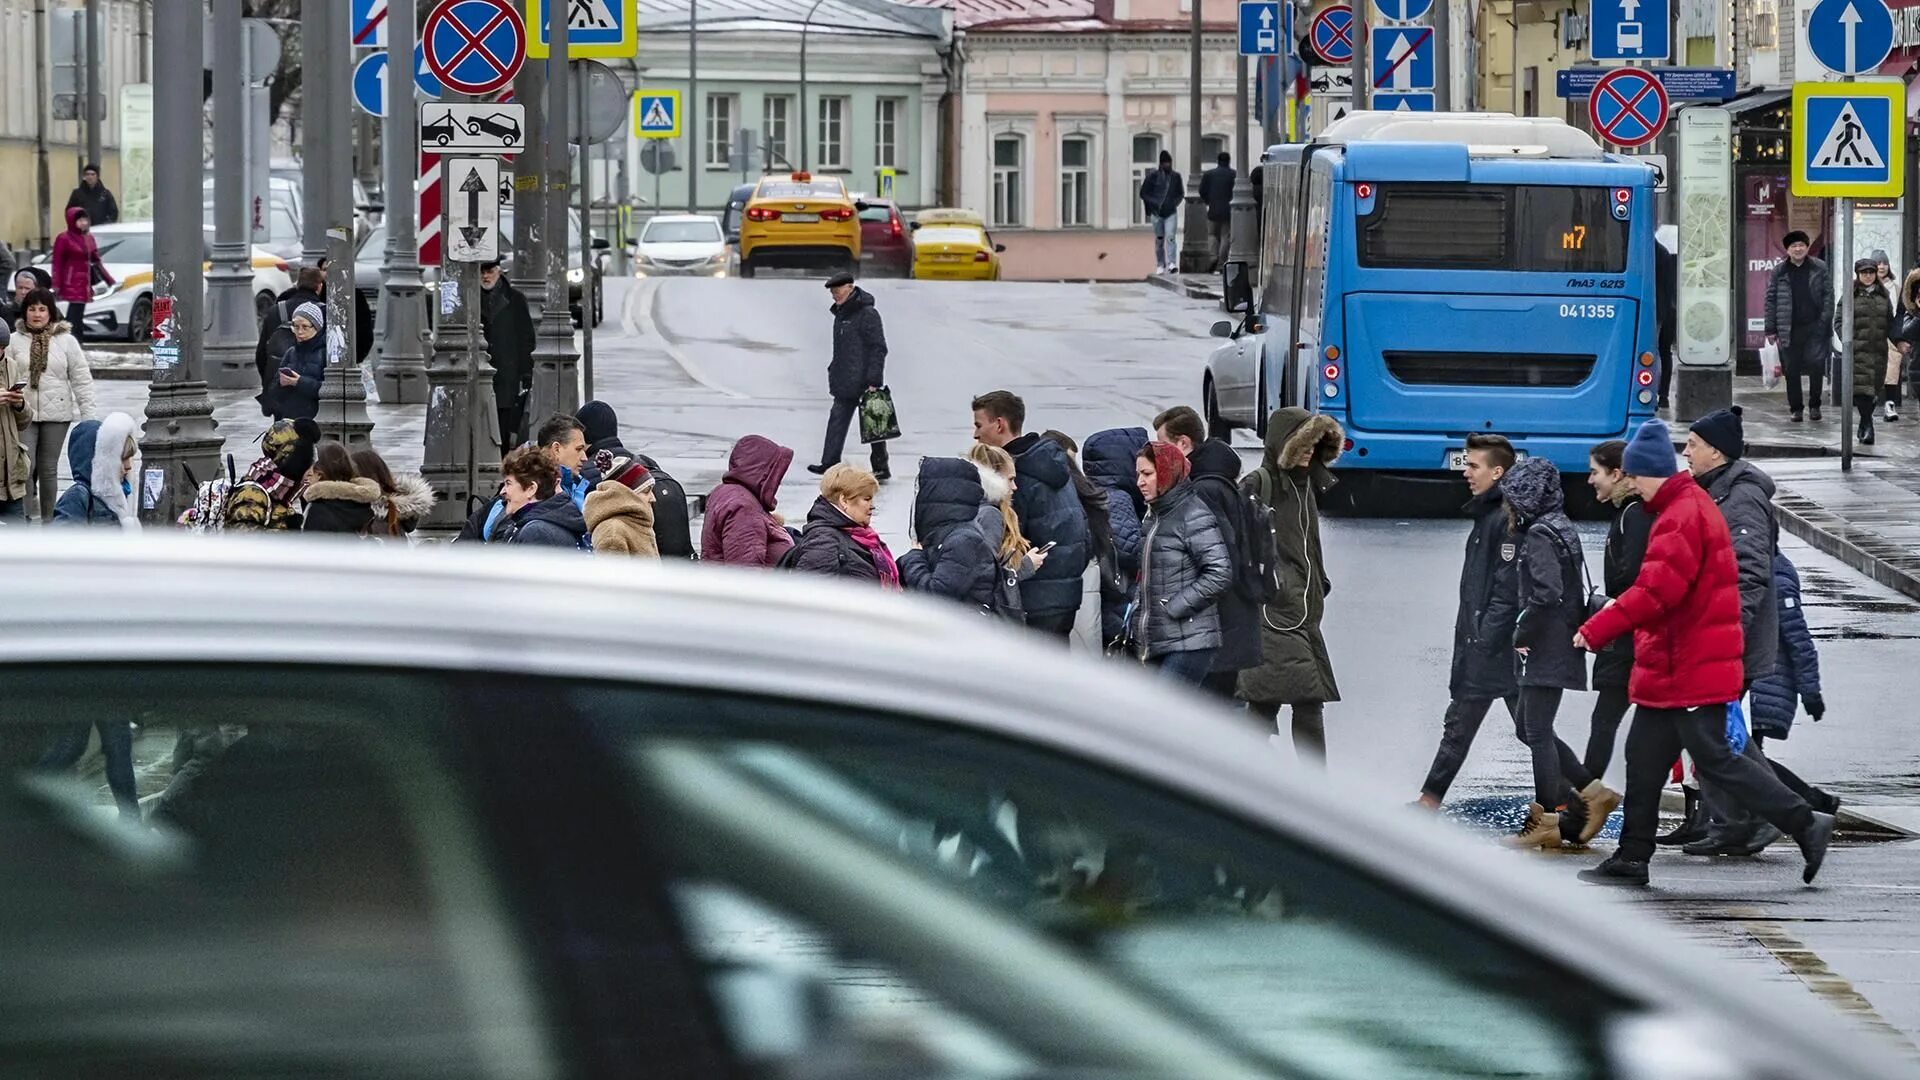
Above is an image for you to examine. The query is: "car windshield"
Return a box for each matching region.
[642,220,722,244]
[93,232,154,264]
[916,227,983,247]
[756,180,845,201]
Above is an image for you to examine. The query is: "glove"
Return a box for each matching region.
[1804,694,1825,721]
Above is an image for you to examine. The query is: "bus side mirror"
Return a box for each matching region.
[1221,260,1254,313]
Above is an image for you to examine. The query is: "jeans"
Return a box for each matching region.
[1586,684,1631,778]
[1152,647,1217,684]
[820,396,890,474]
[1025,608,1079,641]
[1618,705,1814,862]
[1516,686,1589,810]
[1207,219,1230,270]
[24,420,70,522]
[0,498,23,520]
[1152,214,1177,268]
[1782,340,1825,414]
[1420,696,1516,801]
[37,718,139,819]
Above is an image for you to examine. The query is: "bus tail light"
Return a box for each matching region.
[1343,438,1354,452]
[746,206,781,222]
[1324,345,1340,361]
[1323,363,1341,381]
[1638,351,1656,367]
[1355,183,1373,199]
[1637,369,1655,386]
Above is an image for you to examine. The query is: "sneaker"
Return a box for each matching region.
[1797,811,1836,884]
[1576,781,1622,844]
[1153,264,1166,275]
[1861,421,1876,446]
[1507,802,1563,849]
[873,470,892,483]
[1885,400,1899,421]
[1577,852,1650,886]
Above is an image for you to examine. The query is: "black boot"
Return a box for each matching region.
[1578,852,1649,886]
[1654,786,1706,847]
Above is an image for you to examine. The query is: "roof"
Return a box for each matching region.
[638,0,947,38]
[894,0,1229,32]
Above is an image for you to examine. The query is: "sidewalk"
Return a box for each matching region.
[1145,271,1225,304]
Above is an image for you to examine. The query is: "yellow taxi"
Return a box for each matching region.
[908,209,1004,281]
[738,172,861,278]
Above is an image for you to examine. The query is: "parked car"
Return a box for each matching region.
[908,209,1004,281]
[634,214,728,278]
[856,198,912,277]
[202,175,305,264]
[0,534,1900,1080]
[30,224,293,341]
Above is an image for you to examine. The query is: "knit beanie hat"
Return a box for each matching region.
[291,301,324,329]
[1146,441,1189,491]
[1622,418,1678,477]
[1691,406,1744,462]
[593,448,652,491]
[577,400,619,447]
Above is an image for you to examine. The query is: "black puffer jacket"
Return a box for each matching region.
[1134,477,1233,659]
[1699,459,1779,684]
[1186,438,1261,673]
[300,478,382,536]
[1837,278,1895,396]
[827,287,886,401]
[1593,494,1652,690]
[1501,459,1588,692]
[1450,487,1520,701]
[1006,432,1091,618]
[898,457,998,610]
[790,496,881,581]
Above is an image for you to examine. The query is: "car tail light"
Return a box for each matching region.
[890,216,903,239]
[791,171,812,182]
[746,206,781,222]
[820,207,854,222]
[974,251,991,262]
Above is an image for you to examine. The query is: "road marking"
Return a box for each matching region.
[627,279,746,399]
[1741,917,1918,1055]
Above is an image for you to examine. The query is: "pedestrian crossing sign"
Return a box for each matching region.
[526,0,637,58]
[634,90,681,139]
[1791,80,1903,197]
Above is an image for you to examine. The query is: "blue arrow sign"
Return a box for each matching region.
[1239,0,1282,56]
[1806,0,1895,75]
[352,52,388,117]
[1373,91,1436,112]
[414,42,444,99]
[1371,26,1434,90]
[352,0,388,46]
[1590,0,1671,60]
[1373,0,1433,22]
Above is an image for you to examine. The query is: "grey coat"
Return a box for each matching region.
[1764,256,1833,367]
[1700,460,1779,684]
[1133,478,1233,659]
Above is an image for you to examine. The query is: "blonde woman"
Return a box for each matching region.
[966,442,1048,581]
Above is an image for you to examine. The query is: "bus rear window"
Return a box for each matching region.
[1359,184,1629,273]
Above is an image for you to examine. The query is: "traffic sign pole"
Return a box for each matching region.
[1351,0,1369,109]
[379,0,428,405]
[1839,183,1854,471]
[530,0,580,430]
[206,0,256,391]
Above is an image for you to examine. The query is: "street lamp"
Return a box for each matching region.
[798,0,828,173]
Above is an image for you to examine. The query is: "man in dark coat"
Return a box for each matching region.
[1154,405,1260,699]
[1197,152,1235,271]
[1763,230,1832,422]
[480,260,536,450]
[65,163,119,226]
[972,389,1090,640]
[808,272,889,480]
[576,399,693,558]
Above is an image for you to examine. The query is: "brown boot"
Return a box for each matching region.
[1508,802,1562,848]
[1577,781,1622,844]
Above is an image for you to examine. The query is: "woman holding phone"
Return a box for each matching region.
[2,286,95,522]
[269,302,327,422]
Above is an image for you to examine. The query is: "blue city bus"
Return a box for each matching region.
[1204,113,1660,485]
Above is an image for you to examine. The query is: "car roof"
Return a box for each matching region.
[0,534,1895,1080]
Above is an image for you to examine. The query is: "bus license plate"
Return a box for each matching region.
[783,213,820,223]
[1446,449,1528,470]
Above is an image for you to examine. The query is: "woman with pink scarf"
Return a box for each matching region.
[787,463,899,587]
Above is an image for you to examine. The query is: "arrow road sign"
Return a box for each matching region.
[1588,66,1669,147]
[423,0,526,97]
[353,52,389,117]
[1590,0,1670,60]
[1239,0,1282,55]
[446,157,501,262]
[420,101,527,152]
[353,0,388,46]
[1309,5,1355,65]
[1806,0,1895,75]
[1792,80,1904,195]
[528,0,638,59]
[1373,0,1433,22]
[1373,91,1436,112]
[1371,26,1434,90]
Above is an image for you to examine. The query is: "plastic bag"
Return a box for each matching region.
[1725,699,1749,755]
[858,385,901,444]
[1759,341,1782,390]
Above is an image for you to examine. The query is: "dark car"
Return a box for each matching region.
[466,112,522,145]
[857,199,912,277]
[720,182,756,247]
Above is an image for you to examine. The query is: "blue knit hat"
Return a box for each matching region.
[1622,418,1677,477]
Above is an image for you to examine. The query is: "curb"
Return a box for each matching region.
[1772,491,1920,604]
[1658,787,1916,839]
[1144,274,1223,303]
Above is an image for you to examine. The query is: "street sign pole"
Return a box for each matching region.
[321,0,374,447]
[138,0,220,525]
[1229,50,1257,272]
[1351,0,1369,110]
[378,0,428,405]
[1180,0,1209,273]
[303,0,332,265]
[531,0,580,428]
[577,60,595,401]
[513,52,549,346]
[1839,185,1854,471]
[206,0,255,390]
[1433,0,1449,110]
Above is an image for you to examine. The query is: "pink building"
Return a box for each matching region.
[921,0,1253,280]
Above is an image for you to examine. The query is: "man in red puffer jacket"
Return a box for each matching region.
[1573,419,1834,887]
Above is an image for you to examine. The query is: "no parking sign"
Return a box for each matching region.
[1587,68,1668,148]
[423,0,525,97]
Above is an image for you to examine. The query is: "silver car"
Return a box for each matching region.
[0,535,1897,1080]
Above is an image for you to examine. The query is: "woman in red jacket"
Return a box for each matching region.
[1573,419,1834,887]
[50,207,113,342]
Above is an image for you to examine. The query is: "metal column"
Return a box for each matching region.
[530,6,580,429]
[1228,53,1258,269]
[302,0,330,265]
[513,50,549,321]
[319,0,373,446]
[377,0,428,404]
[1179,0,1211,272]
[205,0,256,390]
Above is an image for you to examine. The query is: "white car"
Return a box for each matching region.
[633,214,728,278]
[31,223,294,341]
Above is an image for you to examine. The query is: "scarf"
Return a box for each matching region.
[848,525,900,589]
[24,322,56,390]
[1146,441,1189,491]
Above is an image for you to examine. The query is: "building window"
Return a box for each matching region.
[1201,134,1228,164]
[705,93,736,168]
[817,96,848,169]
[992,135,1024,227]
[1750,0,1779,48]
[763,96,792,168]
[1131,133,1162,226]
[1059,135,1092,227]
[1522,67,1538,117]
[875,97,904,169]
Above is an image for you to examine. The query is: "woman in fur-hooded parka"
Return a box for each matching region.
[1235,408,1342,706]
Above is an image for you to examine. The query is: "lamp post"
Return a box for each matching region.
[798,0,828,173]
[377,0,427,404]
[1178,0,1211,273]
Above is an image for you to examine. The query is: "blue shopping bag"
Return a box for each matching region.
[1725,700,1749,755]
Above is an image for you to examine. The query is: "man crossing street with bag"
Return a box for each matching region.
[808,272,891,481]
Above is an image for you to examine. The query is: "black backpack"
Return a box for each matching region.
[1199,473,1281,605]
[633,453,694,558]
[255,300,298,416]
